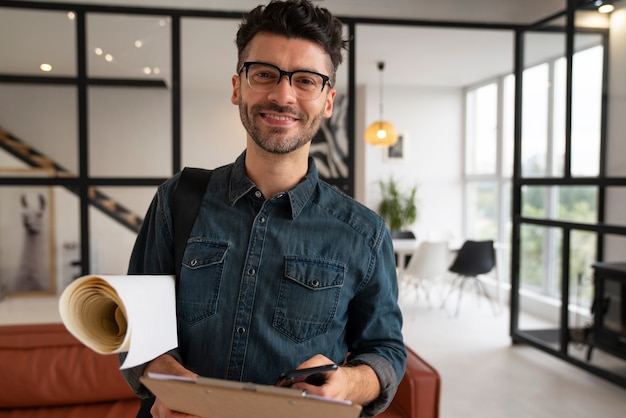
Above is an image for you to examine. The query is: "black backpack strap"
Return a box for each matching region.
[138,168,211,418]
[172,167,212,284]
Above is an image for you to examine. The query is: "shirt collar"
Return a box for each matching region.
[228,150,319,219]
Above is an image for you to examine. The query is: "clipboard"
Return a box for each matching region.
[140,373,363,418]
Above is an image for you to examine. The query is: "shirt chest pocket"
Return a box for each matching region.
[273,256,345,343]
[179,240,228,324]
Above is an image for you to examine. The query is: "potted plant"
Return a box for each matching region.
[377,177,418,234]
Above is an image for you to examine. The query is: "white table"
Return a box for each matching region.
[392,239,418,277]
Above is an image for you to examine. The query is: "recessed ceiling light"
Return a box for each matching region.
[143,67,152,75]
[67,11,75,20]
[153,67,161,75]
[40,63,53,72]
[104,54,113,62]
[94,47,103,56]
[135,40,143,48]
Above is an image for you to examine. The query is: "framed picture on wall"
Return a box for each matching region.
[0,169,56,296]
[385,132,408,162]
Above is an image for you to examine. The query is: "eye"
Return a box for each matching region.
[250,66,278,84]
[293,73,321,90]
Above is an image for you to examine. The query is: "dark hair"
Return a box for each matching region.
[236,0,348,82]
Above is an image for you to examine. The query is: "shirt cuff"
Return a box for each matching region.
[119,348,183,399]
[346,353,399,417]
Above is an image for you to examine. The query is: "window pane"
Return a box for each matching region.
[558,186,597,224]
[553,57,566,177]
[569,230,596,309]
[181,18,245,170]
[88,87,171,177]
[0,8,76,77]
[521,185,547,219]
[465,83,498,175]
[87,13,171,85]
[465,181,498,240]
[522,185,598,224]
[502,74,515,177]
[0,185,56,294]
[89,186,156,274]
[571,45,603,176]
[520,225,562,294]
[0,85,78,174]
[521,63,550,177]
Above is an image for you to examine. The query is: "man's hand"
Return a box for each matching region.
[290,354,380,406]
[143,354,200,418]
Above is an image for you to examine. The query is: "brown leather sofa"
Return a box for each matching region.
[0,323,439,418]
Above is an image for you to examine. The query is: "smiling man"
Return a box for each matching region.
[122,1,406,417]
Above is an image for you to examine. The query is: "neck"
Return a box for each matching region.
[245,143,310,198]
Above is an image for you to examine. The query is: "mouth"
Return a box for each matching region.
[260,111,299,126]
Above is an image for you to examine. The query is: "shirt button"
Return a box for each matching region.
[311,279,320,287]
[237,327,246,335]
[248,268,256,276]
[259,217,266,223]
[190,259,198,267]
[255,190,263,199]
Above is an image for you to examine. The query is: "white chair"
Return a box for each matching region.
[401,240,449,308]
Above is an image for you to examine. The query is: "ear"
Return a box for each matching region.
[323,88,336,119]
[231,75,241,105]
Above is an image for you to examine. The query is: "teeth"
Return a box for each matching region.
[265,114,294,121]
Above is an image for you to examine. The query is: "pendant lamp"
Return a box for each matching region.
[364,61,398,147]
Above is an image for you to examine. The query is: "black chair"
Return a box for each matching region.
[441,240,499,317]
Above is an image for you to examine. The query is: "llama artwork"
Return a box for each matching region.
[13,193,49,292]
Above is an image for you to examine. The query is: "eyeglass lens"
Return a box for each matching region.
[244,62,328,100]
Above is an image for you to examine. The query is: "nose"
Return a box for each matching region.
[268,74,296,102]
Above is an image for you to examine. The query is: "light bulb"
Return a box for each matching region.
[598,3,614,13]
[377,129,387,139]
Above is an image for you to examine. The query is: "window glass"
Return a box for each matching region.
[89,186,157,275]
[0,85,78,174]
[0,8,76,76]
[521,63,549,177]
[465,181,498,240]
[571,45,603,176]
[465,83,498,175]
[87,13,171,85]
[181,18,245,170]
[502,75,515,177]
[0,184,80,295]
[88,87,171,177]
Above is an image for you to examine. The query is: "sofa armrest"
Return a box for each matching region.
[0,323,137,409]
[390,346,440,418]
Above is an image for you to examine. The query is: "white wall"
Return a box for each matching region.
[356,83,464,242]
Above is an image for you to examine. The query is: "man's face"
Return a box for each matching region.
[231,32,336,155]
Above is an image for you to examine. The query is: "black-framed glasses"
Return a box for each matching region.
[239,61,332,100]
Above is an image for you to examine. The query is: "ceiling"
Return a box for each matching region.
[0,0,608,91]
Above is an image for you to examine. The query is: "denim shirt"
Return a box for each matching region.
[122,152,406,416]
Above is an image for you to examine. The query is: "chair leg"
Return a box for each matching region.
[440,275,461,309]
[454,278,470,317]
[474,278,500,316]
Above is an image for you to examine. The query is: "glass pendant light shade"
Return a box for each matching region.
[364,120,399,146]
[365,61,398,147]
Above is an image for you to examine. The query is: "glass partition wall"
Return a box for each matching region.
[1,0,625,389]
[510,3,626,387]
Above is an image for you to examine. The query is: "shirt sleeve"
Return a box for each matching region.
[119,178,181,397]
[346,222,407,417]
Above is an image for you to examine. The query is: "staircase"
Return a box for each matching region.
[0,128,143,233]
